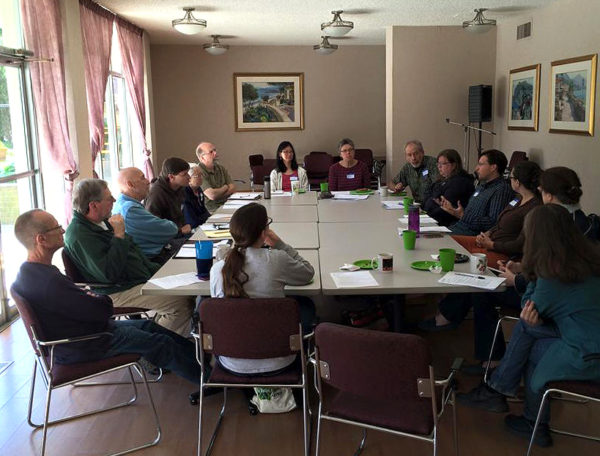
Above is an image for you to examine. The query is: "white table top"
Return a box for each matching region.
[142,249,321,296]
[207,204,318,223]
[318,222,501,295]
[317,195,407,223]
[265,191,318,205]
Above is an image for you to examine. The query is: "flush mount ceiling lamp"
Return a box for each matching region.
[203,35,229,56]
[321,10,353,37]
[313,36,338,55]
[462,8,497,34]
[172,7,207,35]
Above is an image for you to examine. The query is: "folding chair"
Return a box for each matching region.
[10,287,161,456]
[484,316,600,455]
[193,297,309,456]
[313,323,460,456]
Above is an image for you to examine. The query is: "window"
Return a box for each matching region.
[95,24,143,189]
[0,0,43,327]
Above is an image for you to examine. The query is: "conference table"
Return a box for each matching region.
[142,191,502,329]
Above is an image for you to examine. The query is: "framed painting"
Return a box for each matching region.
[549,54,597,135]
[234,73,304,131]
[508,64,540,131]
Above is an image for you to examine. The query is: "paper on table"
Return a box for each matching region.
[330,271,379,288]
[438,272,505,290]
[271,191,292,197]
[332,193,369,200]
[148,272,200,289]
[204,230,232,239]
[174,244,196,258]
[419,226,452,233]
[223,201,253,209]
[382,201,403,210]
[208,214,231,221]
[399,215,438,224]
[228,192,261,200]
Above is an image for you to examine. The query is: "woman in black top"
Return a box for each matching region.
[423,149,474,226]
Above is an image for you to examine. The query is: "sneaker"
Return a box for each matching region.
[456,383,509,413]
[504,414,553,447]
[417,317,458,332]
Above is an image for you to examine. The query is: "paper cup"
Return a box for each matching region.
[439,248,456,272]
[403,230,417,250]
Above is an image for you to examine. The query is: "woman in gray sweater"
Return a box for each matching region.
[210,203,314,374]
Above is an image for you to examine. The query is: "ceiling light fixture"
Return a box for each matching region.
[462,8,496,34]
[203,35,229,56]
[313,36,338,55]
[321,10,353,37]
[172,7,207,35]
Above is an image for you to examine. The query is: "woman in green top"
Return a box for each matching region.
[457,204,600,448]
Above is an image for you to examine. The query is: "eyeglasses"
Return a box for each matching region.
[265,217,273,229]
[340,147,354,153]
[41,224,63,234]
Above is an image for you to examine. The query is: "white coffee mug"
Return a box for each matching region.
[470,253,487,274]
[380,186,388,197]
[371,253,393,272]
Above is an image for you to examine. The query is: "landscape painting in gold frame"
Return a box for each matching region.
[508,64,540,131]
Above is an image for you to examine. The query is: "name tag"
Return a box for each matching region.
[346,173,355,179]
[473,191,480,197]
[422,169,429,177]
[509,199,518,207]
[290,176,298,181]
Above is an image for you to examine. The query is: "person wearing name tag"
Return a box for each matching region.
[328,138,371,191]
[389,140,439,203]
[269,141,309,192]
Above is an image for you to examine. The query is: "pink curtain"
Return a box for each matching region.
[79,0,114,167]
[20,0,79,223]
[115,17,154,180]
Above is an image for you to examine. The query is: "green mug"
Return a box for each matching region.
[320,182,329,193]
[403,197,414,214]
[403,230,417,250]
[439,248,456,272]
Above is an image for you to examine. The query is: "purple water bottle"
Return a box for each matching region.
[408,204,420,237]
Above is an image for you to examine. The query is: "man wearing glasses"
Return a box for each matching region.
[389,140,439,203]
[195,142,236,213]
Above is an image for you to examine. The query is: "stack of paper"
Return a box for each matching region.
[399,215,438,224]
[174,243,196,259]
[228,192,261,200]
[382,201,403,210]
[223,200,253,209]
[204,230,232,239]
[330,271,379,288]
[148,272,200,289]
[438,272,505,290]
[331,191,369,201]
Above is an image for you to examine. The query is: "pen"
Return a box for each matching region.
[455,272,486,280]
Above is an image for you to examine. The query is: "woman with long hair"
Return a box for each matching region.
[210,203,314,374]
[269,141,309,192]
[457,204,600,448]
[423,149,474,226]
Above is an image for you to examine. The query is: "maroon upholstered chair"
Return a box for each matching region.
[354,148,373,171]
[485,317,600,455]
[194,297,309,456]
[304,153,333,190]
[248,154,263,167]
[10,287,161,456]
[313,323,459,456]
[504,151,528,178]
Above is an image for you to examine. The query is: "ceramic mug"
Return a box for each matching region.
[470,253,487,274]
[380,186,388,197]
[371,253,393,272]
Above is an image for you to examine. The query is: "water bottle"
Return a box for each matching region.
[408,204,420,237]
[263,176,271,199]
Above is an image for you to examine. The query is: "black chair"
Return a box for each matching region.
[10,286,161,456]
[313,323,460,456]
[193,297,310,456]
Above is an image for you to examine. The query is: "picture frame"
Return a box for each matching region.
[234,73,304,131]
[549,54,597,136]
[508,64,541,131]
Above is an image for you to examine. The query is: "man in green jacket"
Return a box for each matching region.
[64,178,194,336]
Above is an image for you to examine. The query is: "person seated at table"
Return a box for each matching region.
[452,160,542,266]
[270,141,309,192]
[457,204,600,448]
[112,167,182,265]
[210,202,314,375]
[441,149,514,236]
[183,165,210,229]
[12,209,205,388]
[328,138,371,191]
[145,157,192,237]
[539,166,599,240]
[389,139,439,203]
[196,141,236,213]
[422,149,474,226]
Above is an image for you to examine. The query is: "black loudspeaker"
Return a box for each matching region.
[468,85,492,123]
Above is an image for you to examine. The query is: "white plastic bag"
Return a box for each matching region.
[251,387,297,413]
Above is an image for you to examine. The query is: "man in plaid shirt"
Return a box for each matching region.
[390,140,439,203]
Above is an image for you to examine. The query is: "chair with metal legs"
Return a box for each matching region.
[11,287,161,456]
[313,323,461,456]
[193,297,310,456]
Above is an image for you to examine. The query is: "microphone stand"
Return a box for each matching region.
[445,118,496,171]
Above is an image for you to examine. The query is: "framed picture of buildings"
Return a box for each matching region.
[234,73,304,131]
[549,54,597,136]
[508,64,540,131]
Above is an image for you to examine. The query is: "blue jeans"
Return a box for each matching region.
[103,320,201,384]
[488,320,560,423]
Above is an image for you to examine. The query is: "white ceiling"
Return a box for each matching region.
[98,0,555,46]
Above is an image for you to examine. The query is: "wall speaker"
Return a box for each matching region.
[468,85,492,123]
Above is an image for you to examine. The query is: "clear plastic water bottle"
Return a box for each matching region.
[263,176,271,199]
[408,204,420,237]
